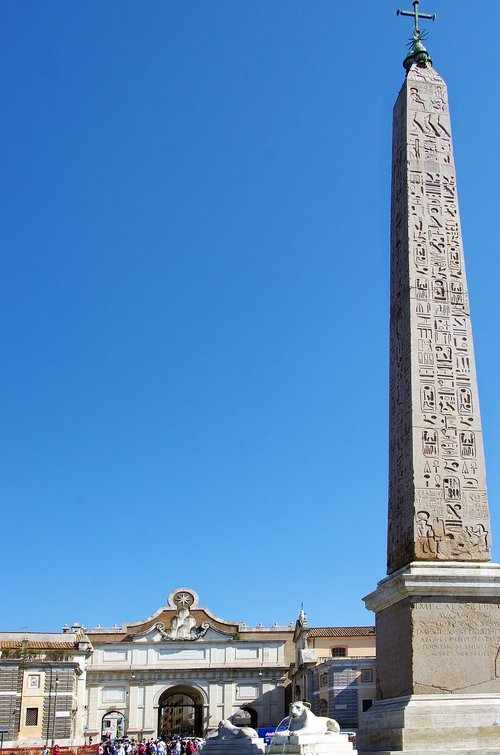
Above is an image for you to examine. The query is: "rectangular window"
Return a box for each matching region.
[362,699,373,712]
[25,708,39,726]
[360,668,373,683]
[331,647,346,657]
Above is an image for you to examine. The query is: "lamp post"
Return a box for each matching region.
[51,676,59,746]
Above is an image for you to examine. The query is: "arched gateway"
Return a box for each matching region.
[158,686,204,738]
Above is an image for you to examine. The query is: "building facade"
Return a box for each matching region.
[0,588,294,746]
[290,609,376,730]
[0,632,91,748]
[0,590,379,746]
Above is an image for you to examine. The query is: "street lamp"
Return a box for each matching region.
[51,676,59,746]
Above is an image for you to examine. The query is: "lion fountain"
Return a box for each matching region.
[268,701,353,754]
[202,719,266,755]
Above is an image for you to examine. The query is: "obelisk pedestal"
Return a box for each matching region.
[357,562,500,753]
[356,14,500,754]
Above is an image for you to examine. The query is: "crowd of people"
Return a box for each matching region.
[99,737,205,755]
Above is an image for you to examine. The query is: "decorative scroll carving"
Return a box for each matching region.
[155,609,209,641]
[156,590,209,641]
[387,63,490,573]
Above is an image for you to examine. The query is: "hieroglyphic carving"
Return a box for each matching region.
[388,63,490,573]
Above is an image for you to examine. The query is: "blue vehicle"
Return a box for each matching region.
[259,718,291,745]
[257,727,276,745]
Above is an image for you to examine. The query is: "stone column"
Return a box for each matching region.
[222,681,234,721]
[127,683,141,736]
[143,684,156,737]
[87,686,100,739]
[356,58,500,755]
[207,682,221,732]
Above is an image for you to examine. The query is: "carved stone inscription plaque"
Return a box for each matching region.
[412,601,500,694]
[387,64,491,573]
[376,599,500,699]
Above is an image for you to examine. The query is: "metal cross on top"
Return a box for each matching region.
[397,0,436,34]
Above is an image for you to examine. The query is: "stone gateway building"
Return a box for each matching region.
[0,588,296,746]
[84,588,293,741]
[0,589,379,747]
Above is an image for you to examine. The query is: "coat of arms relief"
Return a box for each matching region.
[155,589,210,641]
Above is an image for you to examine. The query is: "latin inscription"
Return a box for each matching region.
[412,602,500,691]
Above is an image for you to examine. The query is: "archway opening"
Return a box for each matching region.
[158,686,203,738]
[232,707,258,729]
[102,711,126,740]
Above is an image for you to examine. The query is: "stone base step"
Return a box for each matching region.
[267,734,353,754]
[358,751,500,755]
[202,739,267,755]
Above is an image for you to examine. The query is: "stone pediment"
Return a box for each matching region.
[126,588,239,641]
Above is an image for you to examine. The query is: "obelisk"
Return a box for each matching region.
[357,3,500,753]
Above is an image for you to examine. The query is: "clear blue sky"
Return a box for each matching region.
[1,1,499,632]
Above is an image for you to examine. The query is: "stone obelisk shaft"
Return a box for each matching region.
[387,63,490,574]
[357,58,500,755]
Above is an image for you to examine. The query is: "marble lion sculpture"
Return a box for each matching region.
[210,719,259,739]
[276,701,340,736]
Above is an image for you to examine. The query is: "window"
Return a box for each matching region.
[362,699,373,712]
[25,708,39,726]
[318,699,328,717]
[319,673,328,687]
[360,668,373,683]
[331,647,346,657]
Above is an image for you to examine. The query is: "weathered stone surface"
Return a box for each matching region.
[365,563,500,700]
[267,702,353,754]
[202,739,266,755]
[387,62,490,575]
[356,693,500,753]
[202,718,266,755]
[357,49,500,753]
[267,732,353,754]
